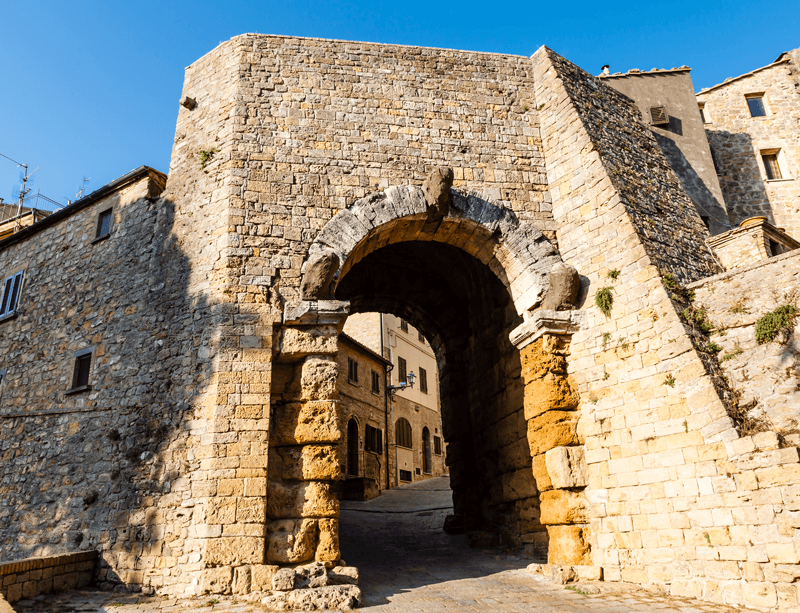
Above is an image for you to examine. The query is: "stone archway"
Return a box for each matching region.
[269,172,591,582]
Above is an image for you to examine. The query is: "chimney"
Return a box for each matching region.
[601,65,610,76]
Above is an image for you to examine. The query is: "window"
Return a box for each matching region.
[746,95,767,117]
[418,331,424,342]
[69,352,92,392]
[371,370,380,394]
[365,425,383,454]
[399,469,412,482]
[419,367,428,394]
[698,103,709,124]
[649,105,669,126]
[0,271,23,319]
[396,418,412,448]
[347,357,358,384]
[434,436,442,455]
[762,151,783,180]
[95,209,113,239]
[398,357,407,384]
[399,318,408,332]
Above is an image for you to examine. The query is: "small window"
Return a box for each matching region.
[698,103,708,124]
[399,319,408,333]
[419,367,428,394]
[0,271,23,319]
[371,370,380,394]
[746,95,766,117]
[71,353,92,390]
[434,436,442,455]
[365,425,383,454]
[768,239,785,257]
[762,152,783,180]
[415,467,422,476]
[399,469,412,482]
[396,418,412,448]
[398,357,407,384]
[418,331,424,342]
[96,209,113,239]
[649,105,669,125]
[347,357,358,384]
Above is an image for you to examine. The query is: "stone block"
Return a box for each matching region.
[5,584,21,604]
[523,375,579,420]
[205,537,265,567]
[271,401,341,445]
[545,446,587,488]
[546,525,592,566]
[742,582,778,609]
[539,489,589,525]
[201,567,233,595]
[299,357,338,400]
[261,585,361,611]
[251,565,279,591]
[206,498,237,525]
[330,566,359,585]
[232,566,251,595]
[316,518,340,562]
[271,445,340,481]
[268,480,339,518]
[272,568,296,591]
[767,543,800,564]
[574,565,603,581]
[527,411,580,456]
[267,519,318,564]
[279,326,338,359]
[531,454,553,491]
[501,468,538,501]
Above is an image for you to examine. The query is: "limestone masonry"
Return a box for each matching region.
[1,35,799,612]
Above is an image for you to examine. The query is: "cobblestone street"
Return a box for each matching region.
[6,477,762,612]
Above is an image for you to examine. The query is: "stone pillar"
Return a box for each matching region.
[511,310,591,565]
[266,301,350,569]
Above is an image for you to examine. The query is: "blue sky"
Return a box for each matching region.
[1,0,797,206]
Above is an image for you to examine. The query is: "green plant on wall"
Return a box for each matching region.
[199,148,219,169]
[595,287,613,317]
[755,305,798,344]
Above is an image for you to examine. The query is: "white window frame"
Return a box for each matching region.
[0,270,24,319]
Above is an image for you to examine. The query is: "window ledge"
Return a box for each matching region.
[0,312,18,324]
[765,178,795,183]
[91,233,111,245]
[65,385,92,396]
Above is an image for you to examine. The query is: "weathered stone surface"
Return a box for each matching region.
[531,453,553,491]
[272,568,296,591]
[267,481,339,519]
[422,166,454,219]
[551,565,577,584]
[501,467,538,501]
[232,565,251,595]
[270,445,341,481]
[205,537,265,567]
[523,376,580,420]
[541,263,580,311]
[546,525,592,566]
[271,402,341,446]
[251,565,280,591]
[526,411,580,456]
[294,562,329,589]
[201,567,233,595]
[299,357,338,400]
[279,326,339,359]
[316,518,340,562]
[262,585,361,611]
[539,489,589,525]
[544,446,588,489]
[329,566,359,585]
[300,250,340,300]
[267,519,319,564]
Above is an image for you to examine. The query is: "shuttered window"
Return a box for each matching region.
[434,436,442,455]
[0,271,23,318]
[398,357,407,384]
[365,425,383,454]
[396,418,412,448]
[762,153,783,180]
[419,367,428,394]
[371,370,380,394]
[348,357,358,384]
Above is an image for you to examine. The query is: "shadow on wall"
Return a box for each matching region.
[0,195,218,593]
[704,129,775,227]
[653,133,730,234]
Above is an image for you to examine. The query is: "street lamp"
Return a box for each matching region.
[388,371,416,396]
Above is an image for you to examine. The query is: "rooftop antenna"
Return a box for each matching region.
[9,163,39,229]
[76,176,92,200]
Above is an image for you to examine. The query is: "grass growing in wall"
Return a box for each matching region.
[595,287,613,317]
[755,305,798,344]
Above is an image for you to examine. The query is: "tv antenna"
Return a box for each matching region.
[0,152,38,227]
[76,176,92,200]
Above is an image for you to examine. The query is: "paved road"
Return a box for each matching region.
[9,476,757,612]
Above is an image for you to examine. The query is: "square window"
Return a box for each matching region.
[698,103,708,123]
[399,469,412,482]
[371,370,380,394]
[762,152,783,180]
[746,95,766,117]
[398,357,407,384]
[0,271,23,318]
[96,209,113,238]
[434,436,442,455]
[347,357,359,384]
[419,367,428,394]
[72,354,92,389]
[399,318,408,333]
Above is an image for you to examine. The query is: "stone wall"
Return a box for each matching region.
[688,249,800,436]
[0,551,96,604]
[697,53,800,239]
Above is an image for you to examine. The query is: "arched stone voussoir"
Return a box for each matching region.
[307,184,564,318]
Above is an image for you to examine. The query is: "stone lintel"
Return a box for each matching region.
[283,301,350,327]
[510,310,585,350]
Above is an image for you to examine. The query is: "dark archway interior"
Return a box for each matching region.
[336,240,545,554]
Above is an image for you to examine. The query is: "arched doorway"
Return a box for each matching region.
[347,418,359,476]
[422,427,432,475]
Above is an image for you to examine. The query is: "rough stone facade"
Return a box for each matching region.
[697,49,800,240]
[0,34,799,612]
